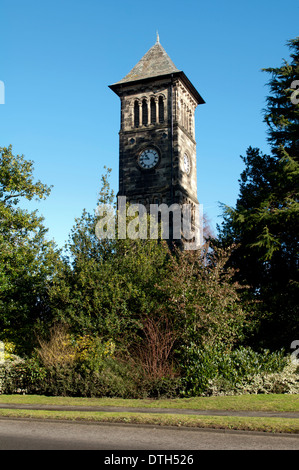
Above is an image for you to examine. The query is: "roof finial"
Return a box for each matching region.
[156,30,160,44]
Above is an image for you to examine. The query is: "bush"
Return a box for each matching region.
[0,358,46,395]
[0,356,179,398]
[33,319,179,398]
[1,346,296,398]
[178,344,288,396]
[233,358,299,395]
[3,323,293,399]
[0,321,178,398]
[1,325,129,397]
[39,358,141,398]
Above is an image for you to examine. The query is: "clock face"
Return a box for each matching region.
[138,148,159,169]
[184,153,191,174]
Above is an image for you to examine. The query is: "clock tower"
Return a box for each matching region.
[109,36,204,242]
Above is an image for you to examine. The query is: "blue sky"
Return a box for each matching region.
[1,0,298,248]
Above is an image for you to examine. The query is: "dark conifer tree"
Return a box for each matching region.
[218,37,299,349]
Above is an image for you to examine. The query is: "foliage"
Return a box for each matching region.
[1,344,293,398]
[157,244,252,351]
[179,344,288,397]
[263,37,299,160]
[37,324,76,368]
[0,358,46,395]
[217,37,299,349]
[48,167,171,346]
[45,164,257,399]
[37,323,115,371]
[232,359,299,395]
[0,324,131,397]
[49,237,170,347]
[2,36,297,391]
[130,314,177,381]
[0,146,61,354]
[0,340,21,362]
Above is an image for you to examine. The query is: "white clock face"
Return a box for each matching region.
[138,148,159,169]
[184,153,191,174]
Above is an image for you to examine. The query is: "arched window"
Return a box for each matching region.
[159,96,164,123]
[150,98,156,124]
[187,108,191,133]
[180,100,184,126]
[134,100,139,127]
[142,99,148,126]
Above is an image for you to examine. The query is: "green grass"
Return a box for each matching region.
[0,408,298,434]
[0,394,298,433]
[0,393,298,412]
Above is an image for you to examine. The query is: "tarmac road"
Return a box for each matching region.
[0,418,299,450]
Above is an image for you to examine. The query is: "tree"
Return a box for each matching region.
[218,38,299,349]
[0,146,61,354]
[51,167,248,350]
[263,37,299,160]
[157,245,249,351]
[49,167,171,347]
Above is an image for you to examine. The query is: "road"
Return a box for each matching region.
[0,418,299,450]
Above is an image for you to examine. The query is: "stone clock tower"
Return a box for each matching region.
[109,35,204,236]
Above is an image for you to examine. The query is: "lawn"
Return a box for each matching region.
[0,393,298,412]
[0,394,298,434]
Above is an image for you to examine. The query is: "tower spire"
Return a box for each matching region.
[156,30,160,44]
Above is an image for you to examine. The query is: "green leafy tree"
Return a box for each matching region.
[218,38,299,349]
[49,167,170,348]
[157,245,250,351]
[0,146,61,354]
[47,166,258,396]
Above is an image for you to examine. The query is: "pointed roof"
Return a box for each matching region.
[111,39,180,86]
[109,38,205,105]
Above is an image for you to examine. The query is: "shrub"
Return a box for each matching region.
[157,246,251,351]
[0,353,181,398]
[1,346,295,398]
[130,314,177,375]
[0,358,46,395]
[0,340,22,362]
[37,324,76,368]
[178,344,288,396]
[1,321,179,398]
[232,358,299,395]
[37,323,116,371]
